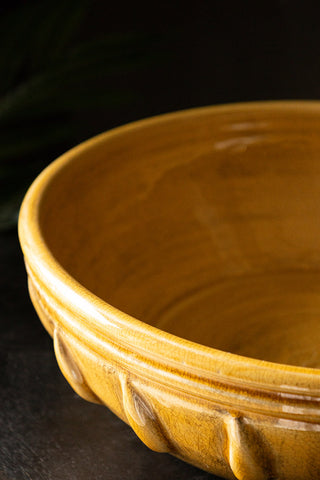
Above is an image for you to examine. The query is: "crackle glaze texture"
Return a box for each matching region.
[19,102,320,480]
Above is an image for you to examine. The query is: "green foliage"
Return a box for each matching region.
[0,1,164,230]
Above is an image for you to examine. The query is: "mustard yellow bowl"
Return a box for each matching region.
[19,102,320,480]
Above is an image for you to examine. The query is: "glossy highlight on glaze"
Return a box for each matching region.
[19,102,320,479]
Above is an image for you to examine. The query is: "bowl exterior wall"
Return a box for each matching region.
[27,267,320,480]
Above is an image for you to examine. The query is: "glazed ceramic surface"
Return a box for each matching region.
[19,102,320,480]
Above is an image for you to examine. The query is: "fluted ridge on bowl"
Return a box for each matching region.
[26,265,320,480]
[26,262,320,424]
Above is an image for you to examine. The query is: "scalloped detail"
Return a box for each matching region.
[53,328,101,404]
[119,371,171,453]
[28,276,55,336]
[224,415,277,480]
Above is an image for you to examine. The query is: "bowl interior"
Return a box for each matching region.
[38,104,320,369]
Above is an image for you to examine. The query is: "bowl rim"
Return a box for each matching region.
[19,100,320,410]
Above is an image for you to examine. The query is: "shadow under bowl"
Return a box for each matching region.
[19,102,320,480]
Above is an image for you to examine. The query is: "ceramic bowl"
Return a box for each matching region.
[19,102,320,480]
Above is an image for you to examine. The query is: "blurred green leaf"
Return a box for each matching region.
[0,33,159,122]
[0,1,171,229]
[0,121,75,160]
[0,189,25,231]
[0,1,89,93]
[0,70,137,122]
[27,1,89,70]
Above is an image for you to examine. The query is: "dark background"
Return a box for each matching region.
[1,1,320,478]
